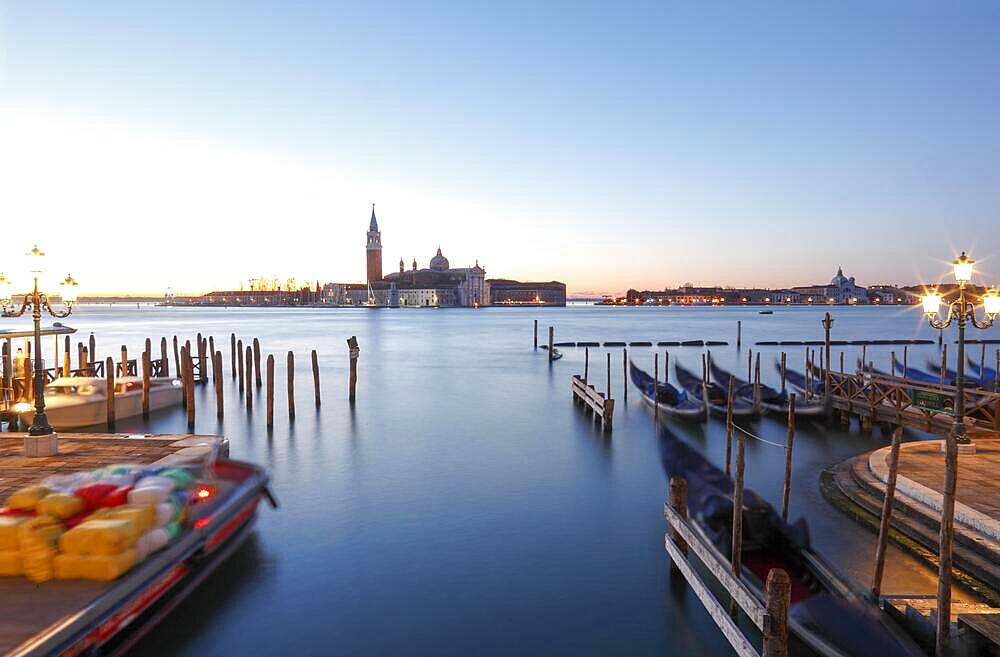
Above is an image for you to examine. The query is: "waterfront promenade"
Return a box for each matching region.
[829,438,1000,601]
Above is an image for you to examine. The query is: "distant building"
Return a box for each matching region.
[867,285,918,305]
[790,267,868,304]
[488,280,566,306]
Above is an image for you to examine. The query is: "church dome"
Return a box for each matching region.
[430,247,450,271]
[830,267,850,287]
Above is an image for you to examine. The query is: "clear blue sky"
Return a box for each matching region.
[2,2,999,294]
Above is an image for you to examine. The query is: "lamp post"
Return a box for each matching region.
[919,252,999,656]
[921,253,1000,444]
[0,246,78,456]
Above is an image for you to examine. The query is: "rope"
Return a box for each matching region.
[731,423,787,448]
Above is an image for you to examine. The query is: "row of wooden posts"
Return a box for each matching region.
[4,331,363,432]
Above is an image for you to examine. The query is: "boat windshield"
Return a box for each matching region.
[45,384,97,395]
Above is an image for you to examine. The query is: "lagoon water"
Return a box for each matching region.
[7,304,998,656]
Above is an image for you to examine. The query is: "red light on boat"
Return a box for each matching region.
[194,517,210,529]
[195,486,213,501]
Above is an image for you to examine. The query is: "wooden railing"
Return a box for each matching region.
[827,370,1000,434]
[7,357,172,402]
[571,374,614,431]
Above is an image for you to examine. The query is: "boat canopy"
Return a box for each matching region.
[0,324,77,340]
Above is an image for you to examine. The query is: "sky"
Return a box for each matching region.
[1,1,999,295]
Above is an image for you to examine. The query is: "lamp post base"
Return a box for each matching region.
[24,432,58,458]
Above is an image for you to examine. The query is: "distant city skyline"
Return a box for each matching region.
[2,3,1000,295]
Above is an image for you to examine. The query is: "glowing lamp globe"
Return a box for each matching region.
[984,288,1000,318]
[922,292,942,316]
[60,274,79,304]
[953,252,974,284]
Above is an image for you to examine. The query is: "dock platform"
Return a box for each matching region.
[826,438,1000,598]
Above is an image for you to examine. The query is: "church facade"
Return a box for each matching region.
[790,267,869,304]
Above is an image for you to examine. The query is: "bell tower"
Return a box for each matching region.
[366,204,382,283]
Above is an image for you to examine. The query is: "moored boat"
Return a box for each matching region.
[14,377,183,429]
[657,426,925,657]
[710,360,825,416]
[674,362,755,417]
[628,361,704,419]
[1,458,276,657]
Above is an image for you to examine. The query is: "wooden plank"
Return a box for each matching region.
[664,504,766,628]
[957,613,1000,648]
[664,535,760,657]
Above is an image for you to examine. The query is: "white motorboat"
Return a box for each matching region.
[13,376,183,429]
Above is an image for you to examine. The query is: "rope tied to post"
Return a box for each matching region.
[732,423,786,449]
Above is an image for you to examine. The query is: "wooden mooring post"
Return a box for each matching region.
[105,357,115,430]
[548,326,554,363]
[160,337,169,377]
[606,352,611,401]
[266,354,275,427]
[245,347,253,411]
[172,336,180,382]
[253,338,262,387]
[584,348,589,384]
[667,477,688,574]
[184,347,195,430]
[781,394,796,521]
[214,351,224,419]
[230,333,237,378]
[347,336,359,403]
[779,352,786,392]
[653,353,659,423]
[623,348,627,401]
[287,351,296,419]
[237,339,245,393]
[197,333,206,383]
[736,320,741,347]
[936,432,959,656]
[533,319,538,349]
[141,350,150,419]
[725,377,734,476]
[871,427,902,601]
[940,344,948,387]
[311,349,321,407]
[89,334,96,366]
[731,433,746,601]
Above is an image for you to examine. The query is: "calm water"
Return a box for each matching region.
[7,304,999,656]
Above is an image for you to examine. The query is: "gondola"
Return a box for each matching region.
[673,362,756,417]
[710,360,825,416]
[773,362,825,398]
[628,361,704,419]
[967,357,998,388]
[657,426,925,657]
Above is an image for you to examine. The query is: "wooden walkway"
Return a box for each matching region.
[827,370,1000,437]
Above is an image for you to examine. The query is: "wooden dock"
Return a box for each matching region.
[571,374,614,431]
[827,370,1000,437]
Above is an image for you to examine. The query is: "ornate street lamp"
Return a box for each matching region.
[919,251,998,656]
[920,252,998,444]
[0,246,78,455]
